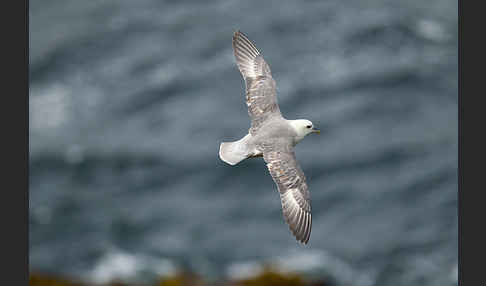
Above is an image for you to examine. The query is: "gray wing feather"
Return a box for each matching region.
[232,31,282,134]
[262,142,312,244]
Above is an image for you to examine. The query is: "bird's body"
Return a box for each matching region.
[219,31,319,244]
[220,118,309,165]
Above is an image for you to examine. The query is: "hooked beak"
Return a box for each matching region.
[312,128,320,134]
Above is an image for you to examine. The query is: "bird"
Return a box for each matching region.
[219,31,320,244]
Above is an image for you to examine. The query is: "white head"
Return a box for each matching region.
[289,119,320,140]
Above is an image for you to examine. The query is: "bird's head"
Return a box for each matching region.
[290,119,320,138]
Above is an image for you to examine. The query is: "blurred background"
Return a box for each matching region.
[29,0,458,285]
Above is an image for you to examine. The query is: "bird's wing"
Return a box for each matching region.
[261,141,312,244]
[232,31,282,134]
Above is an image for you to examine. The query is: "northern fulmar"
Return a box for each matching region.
[219,31,319,244]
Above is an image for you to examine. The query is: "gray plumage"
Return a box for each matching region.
[219,31,318,244]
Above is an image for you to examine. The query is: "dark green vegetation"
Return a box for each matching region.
[30,270,331,286]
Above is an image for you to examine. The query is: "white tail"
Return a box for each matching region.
[219,134,251,165]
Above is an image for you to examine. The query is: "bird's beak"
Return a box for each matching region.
[312,128,320,134]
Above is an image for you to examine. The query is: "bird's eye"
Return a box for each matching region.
[306,125,312,129]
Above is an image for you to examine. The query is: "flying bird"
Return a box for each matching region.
[219,31,320,244]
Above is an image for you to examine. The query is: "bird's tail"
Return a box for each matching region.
[219,134,251,165]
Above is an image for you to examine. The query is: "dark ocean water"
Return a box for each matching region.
[29,0,458,285]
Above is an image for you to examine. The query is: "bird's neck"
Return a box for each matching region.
[293,134,305,145]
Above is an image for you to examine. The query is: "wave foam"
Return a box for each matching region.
[88,250,177,284]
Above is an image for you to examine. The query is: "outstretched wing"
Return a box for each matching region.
[232,31,282,134]
[262,142,312,244]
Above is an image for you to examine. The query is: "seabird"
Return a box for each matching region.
[219,31,319,244]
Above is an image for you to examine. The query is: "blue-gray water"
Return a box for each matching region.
[29,0,458,285]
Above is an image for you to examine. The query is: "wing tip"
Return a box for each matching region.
[297,217,311,245]
[232,30,260,55]
[283,210,312,245]
[290,225,310,245]
[232,30,242,48]
[233,30,247,42]
[279,189,312,245]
